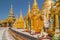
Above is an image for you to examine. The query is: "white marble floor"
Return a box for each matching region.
[0,27,15,40]
[5,28,15,40]
[0,27,6,40]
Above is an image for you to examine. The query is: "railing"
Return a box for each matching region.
[9,28,37,40]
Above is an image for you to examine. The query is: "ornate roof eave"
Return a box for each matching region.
[51,7,60,15]
[31,0,39,13]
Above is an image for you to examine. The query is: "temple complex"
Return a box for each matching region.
[0,0,60,35]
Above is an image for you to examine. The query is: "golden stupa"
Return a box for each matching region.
[13,10,24,29]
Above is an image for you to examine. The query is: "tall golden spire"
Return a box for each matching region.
[19,10,24,21]
[32,0,38,8]
[9,4,14,17]
[8,0,15,18]
[28,2,30,14]
[34,0,37,5]
[8,3,15,27]
[31,0,39,14]
[28,2,31,17]
[20,10,22,18]
[19,9,24,29]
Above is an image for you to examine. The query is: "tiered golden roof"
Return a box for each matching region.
[31,0,39,15]
[8,4,15,23]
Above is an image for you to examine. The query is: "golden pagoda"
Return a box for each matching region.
[25,2,31,30]
[18,10,24,29]
[31,0,39,15]
[13,10,24,29]
[31,0,40,33]
[7,4,15,27]
[13,15,19,28]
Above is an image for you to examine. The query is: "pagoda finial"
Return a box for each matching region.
[28,2,30,13]
[10,0,13,11]
[9,3,14,17]
[19,9,23,19]
[20,9,22,17]
[10,4,13,13]
[9,0,13,15]
[11,4,13,11]
[34,0,37,5]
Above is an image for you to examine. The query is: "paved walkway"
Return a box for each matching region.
[0,27,15,40]
[5,28,15,40]
[0,27,6,40]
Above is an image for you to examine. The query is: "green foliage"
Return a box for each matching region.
[52,34,59,40]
